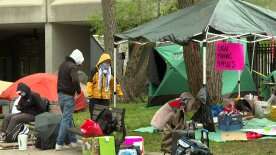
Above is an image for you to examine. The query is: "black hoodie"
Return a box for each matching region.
[57,57,81,96]
[16,83,47,115]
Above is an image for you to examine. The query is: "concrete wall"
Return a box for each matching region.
[45,23,90,74]
[0,0,102,24]
[48,0,101,23]
[0,0,46,24]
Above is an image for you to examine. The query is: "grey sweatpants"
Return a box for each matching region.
[1,113,34,134]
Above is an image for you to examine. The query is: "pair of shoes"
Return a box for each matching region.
[55,144,70,151]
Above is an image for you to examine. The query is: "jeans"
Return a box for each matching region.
[56,93,76,145]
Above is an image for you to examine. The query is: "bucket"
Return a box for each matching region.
[255,101,271,118]
[123,136,144,155]
[18,134,28,150]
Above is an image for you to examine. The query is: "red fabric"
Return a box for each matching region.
[80,119,103,137]
[246,132,263,140]
[168,98,182,108]
[0,73,58,102]
[74,91,88,111]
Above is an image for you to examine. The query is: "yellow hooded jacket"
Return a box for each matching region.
[86,53,123,99]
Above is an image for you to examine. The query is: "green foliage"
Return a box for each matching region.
[245,0,276,10]
[89,14,104,35]
[160,0,178,16]
[116,0,158,33]
[88,0,179,35]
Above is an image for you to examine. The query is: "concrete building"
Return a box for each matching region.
[0,0,102,81]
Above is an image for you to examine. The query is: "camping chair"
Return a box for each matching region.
[68,104,126,151]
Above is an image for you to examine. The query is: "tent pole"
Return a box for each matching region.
[203,42,207,85]
[113,40,128,108]
[250,35,257,73]
[238,71,241,98]
[203,26,209,86]
[113,45,118,108]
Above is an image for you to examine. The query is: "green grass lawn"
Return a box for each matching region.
[73,102,276,154]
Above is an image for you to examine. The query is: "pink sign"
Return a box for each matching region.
[215,41,245,71]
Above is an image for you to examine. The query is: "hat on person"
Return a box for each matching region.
[16,83,31,98]
[70,49,84,65]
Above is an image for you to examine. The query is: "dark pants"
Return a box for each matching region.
[89,99,110,120]
[1,113,34,133]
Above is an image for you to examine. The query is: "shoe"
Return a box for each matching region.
[70,142,78,148]
[0,133,6,143]
[55,144,63,151]
[55,144,70,151]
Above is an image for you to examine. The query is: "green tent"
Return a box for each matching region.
[149,43,256,106]
[148,44,190,105]
[116,0,276,42]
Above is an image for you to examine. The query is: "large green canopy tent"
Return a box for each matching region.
[116,0,276,42]
[115,0,276,106]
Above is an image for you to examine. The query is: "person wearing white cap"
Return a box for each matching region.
[55,49,84,150]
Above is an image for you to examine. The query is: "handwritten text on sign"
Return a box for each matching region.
[215,41,244,71]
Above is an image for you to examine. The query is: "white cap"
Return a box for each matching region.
[69,49,84,65]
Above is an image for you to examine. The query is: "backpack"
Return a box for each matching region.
[5,123,24,143]
[96,109,117,135]
[175,137,212,155]
[34,112,61,150]
[35,126,59,150]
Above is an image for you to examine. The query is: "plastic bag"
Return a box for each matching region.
[80,119,103,137]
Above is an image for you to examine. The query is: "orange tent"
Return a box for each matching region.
[0,73,87,111]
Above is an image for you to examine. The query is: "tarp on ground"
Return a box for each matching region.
[116,0,276,43]
[149,43,256,105]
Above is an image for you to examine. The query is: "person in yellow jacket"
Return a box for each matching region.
[86,53,123,118]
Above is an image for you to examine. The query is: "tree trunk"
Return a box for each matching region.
[183,42,203,97]
[183,42,222,103]
[121,43,151,102]
[101,0,116,54]
[206,42,222,103]
[177,0,202,9]
[177,0,194,9]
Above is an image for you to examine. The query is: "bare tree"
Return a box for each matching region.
[206,42,222,103]
[121,43,151,102]
[183,41,222,103]
[101,0,117,54]
[183,42,203,97]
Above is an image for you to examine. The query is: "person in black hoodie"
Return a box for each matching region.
[55,49,84,150]
[0,82,47,141]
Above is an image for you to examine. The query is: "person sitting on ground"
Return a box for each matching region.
[0,82,48,142]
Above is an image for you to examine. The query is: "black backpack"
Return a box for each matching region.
[5,123,24,143]
[35,125,59,150]
[96,109,117,135]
